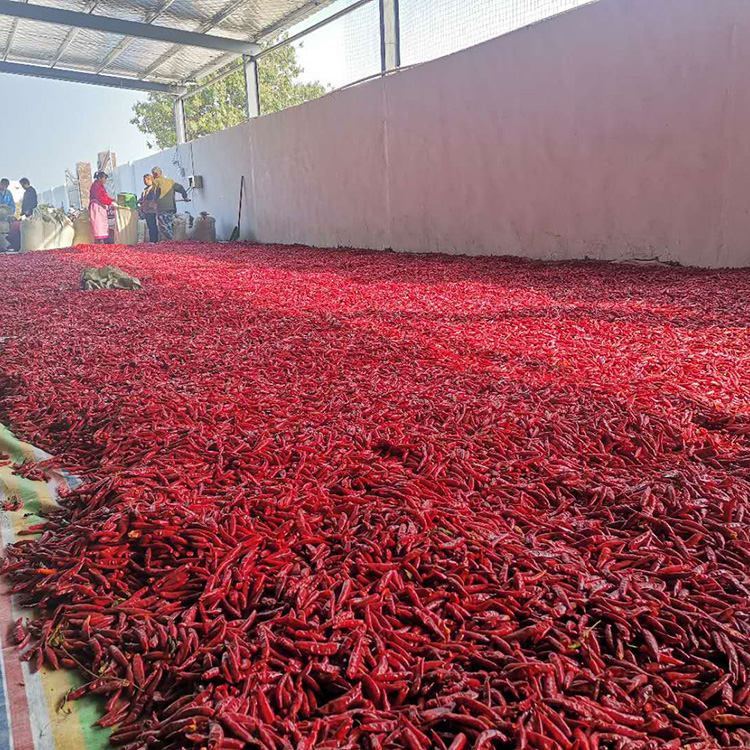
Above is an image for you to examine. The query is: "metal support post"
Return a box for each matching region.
[244,55,260,119]
[379,0,400,72]
[174,97,187,145]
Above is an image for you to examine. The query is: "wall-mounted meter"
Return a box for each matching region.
[188,175,204,190]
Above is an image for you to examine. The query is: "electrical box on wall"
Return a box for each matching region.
[188,175,204,190]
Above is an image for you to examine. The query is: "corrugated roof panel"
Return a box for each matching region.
[90,3,150,23]
[93,0,164,20]
[149,44,222,79]
[7,18,70,59]
[158,0,214,28]
[0,16,12,52]
[56,27,131,68]
[42,0,94,13]
[211,0,267,37]
[106,36,176,75]
[0,0,345,84]
[243,0,336,39]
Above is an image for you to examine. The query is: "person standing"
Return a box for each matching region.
[0,179,15,214]
[139,173,159,243]
[89,171,114,244]
[151,166,188,241]
[19,178,38,217]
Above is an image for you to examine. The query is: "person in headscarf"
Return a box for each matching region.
[89,171,114,244]
[151,166,189,241]
[139,173,159,243]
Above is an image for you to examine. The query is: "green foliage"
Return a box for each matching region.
[130,40,328,150]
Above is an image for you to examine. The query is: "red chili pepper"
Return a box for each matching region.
[4,244,750,749]
[446,735,468,750]
[206,721,224,750]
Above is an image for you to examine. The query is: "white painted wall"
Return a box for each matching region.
[118,122,254,241]
[40,0,750,266]
[249,83,390,249]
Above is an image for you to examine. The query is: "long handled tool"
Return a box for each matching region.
[229,175,245,242]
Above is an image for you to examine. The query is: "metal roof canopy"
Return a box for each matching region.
[0,0,341,94]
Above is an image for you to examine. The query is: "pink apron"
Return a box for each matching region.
[89,201,109,240]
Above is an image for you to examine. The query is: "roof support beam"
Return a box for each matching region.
[50,0,101,68]
[139,0,248,80]
[256,0,363,44]
[0,60,187,94]
[185,0,376,92]
[0,0,260,55]
[95,0,178,74]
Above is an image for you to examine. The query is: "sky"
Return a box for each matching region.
[0,0,592,192]
[0,75,149,190]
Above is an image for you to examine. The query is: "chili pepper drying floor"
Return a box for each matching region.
[1,243,750,750]
[0,424,110,750]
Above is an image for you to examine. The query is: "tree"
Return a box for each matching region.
[131,40,327,150]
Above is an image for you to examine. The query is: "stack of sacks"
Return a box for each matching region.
[0,205,12,251]
[21,206,75,251]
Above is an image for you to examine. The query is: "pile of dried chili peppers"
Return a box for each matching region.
[1,243,750,750]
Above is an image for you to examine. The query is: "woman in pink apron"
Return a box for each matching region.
[89,171,114,244]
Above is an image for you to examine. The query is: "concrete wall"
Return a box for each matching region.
[40,0,750,267]
[381,0,741,265]
[249,83,390,249]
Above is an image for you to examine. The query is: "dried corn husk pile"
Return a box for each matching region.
[81,265,142,290]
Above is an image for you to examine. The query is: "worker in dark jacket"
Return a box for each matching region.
[19,178,38,217]
[151,167,189,241]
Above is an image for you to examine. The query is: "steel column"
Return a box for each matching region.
[379,0,400,72]
[244,55,260,118]
[174,97,187,144]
